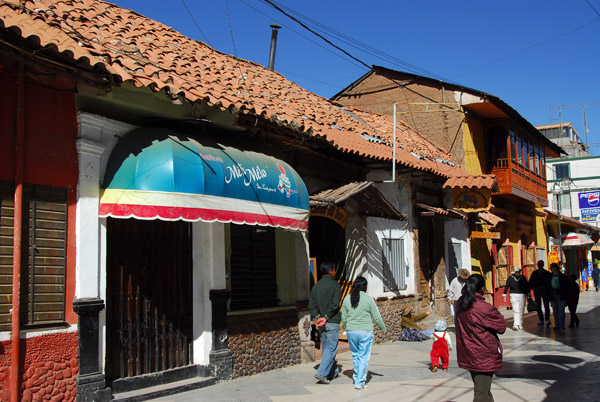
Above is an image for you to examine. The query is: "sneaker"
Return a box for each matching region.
[354,385,364,390]
[512,326,520,331]
[315,374,330,384]
[432,366,438,372]
[545,321,552,327]
[443,368,448,372]
[537,320,544,326]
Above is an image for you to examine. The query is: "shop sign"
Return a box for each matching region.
[579,191,600,222]
[310,205,349,228]
[549,251,559,264]
[581,207,600,222]
[471,231,500,239]
[581,260,588,283]
[452,188,491,212]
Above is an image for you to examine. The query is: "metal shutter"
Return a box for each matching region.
[229,225,277,310]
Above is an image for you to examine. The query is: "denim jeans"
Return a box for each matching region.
[317,323,339,379]
[533,288,550,322]
[347,330,374,387]
[551,298,567,328]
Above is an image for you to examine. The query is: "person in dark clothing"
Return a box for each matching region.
[567,274,580,328]
[309,261,342,384]
[529,260,551,326]
[502,267,530,330]
[544,263,570,330]
[592,264,600,292]
[456,274,506,402]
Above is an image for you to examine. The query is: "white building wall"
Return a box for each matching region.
[547,155,600,229]
[354,172,416,298]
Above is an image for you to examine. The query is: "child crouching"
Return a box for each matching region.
[430,319,452,372]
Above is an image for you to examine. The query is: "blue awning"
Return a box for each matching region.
[99,128,309,231]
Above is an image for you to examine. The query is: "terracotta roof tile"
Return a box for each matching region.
[0,0,467,177]
[443,175,497,190]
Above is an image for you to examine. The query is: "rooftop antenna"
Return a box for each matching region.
[268,24,282,70]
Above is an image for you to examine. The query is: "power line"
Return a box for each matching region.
[226,0,239,57]
[258,0,371,69]
[180,0,213,46]
[263,0,454,83]
[238,0,368,71]
[453,16,600,79]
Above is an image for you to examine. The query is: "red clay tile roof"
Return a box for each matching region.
[0,0,467,177]
[443,175,497,190]
[478,211,505,227]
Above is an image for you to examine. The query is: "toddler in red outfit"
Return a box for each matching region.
[430,319,452,372]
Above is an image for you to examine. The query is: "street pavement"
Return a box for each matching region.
[153,290,600,402]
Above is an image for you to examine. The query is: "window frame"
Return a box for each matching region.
[0,181,68,330]
[382,237,406,292]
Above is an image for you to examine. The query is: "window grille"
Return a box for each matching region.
[382,238,406,291]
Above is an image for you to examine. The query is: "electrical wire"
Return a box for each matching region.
[180,0,213,46]
[238,0,368,70]
[453,16,600,79]
[226,0,239,57]
[262,0,453,82]
[258,0,371,69]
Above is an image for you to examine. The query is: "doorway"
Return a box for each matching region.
[105,218,193,381]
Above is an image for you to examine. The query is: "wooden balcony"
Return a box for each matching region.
[489,158,548,206]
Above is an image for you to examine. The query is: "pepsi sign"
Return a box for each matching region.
[579,191,600,209]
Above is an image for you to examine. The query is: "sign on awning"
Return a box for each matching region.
[99,129,309,231]
[452,188,491,212]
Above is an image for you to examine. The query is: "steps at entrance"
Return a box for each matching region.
[111,376,217,401]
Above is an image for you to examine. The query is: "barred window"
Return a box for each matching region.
[0,181,67,330]
[382,238,406,291]
[228,225,277,310]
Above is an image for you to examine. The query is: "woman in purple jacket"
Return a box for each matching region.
[456,274,507,402]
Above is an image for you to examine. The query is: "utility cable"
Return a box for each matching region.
[238,0,368,70]
[453,16,600,79]
[258,0,371,69]
[263,0,453,82]
[180,0,213,46]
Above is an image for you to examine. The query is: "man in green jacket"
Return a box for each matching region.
[309,261,341,384]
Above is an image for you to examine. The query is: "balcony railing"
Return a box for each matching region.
[489,158,548,206]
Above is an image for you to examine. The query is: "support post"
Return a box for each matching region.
[73,298,111,402]
[209,289,232,380]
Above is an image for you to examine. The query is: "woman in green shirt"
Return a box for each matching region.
[341,276,387,390]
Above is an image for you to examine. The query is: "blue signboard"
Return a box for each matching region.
[581,208,600,222]
[581,260,588,283]
[579,191,600,209]
[589,261,593,278]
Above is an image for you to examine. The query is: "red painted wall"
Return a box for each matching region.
[0,332,79,401]
[0,62,79,324]
[0,60,80,400]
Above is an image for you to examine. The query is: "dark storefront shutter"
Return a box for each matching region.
[0,182,14,330]
[0,182,68,329]
[229,225,277,310]
[20,184,67,326]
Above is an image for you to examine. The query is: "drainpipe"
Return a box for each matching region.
[267,24,281,70]
[10,64,25,402]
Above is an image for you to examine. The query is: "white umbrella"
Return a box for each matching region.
[562,232,595,248]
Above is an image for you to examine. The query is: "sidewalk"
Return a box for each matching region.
[153,290,600,402]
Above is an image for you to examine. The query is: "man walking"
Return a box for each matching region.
[448,268,470,316]
[529,260,551,326]
[309,261,342,384]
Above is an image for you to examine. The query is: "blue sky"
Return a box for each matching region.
[113,0,600,154]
